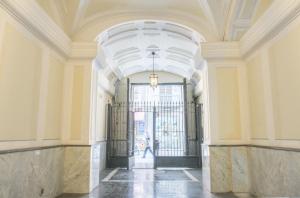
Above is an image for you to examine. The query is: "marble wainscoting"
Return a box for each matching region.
[208,146,250,193]
[63,142,107,194]
[0,146,64,198]
[249,146,300,197]
[63,146,91,194]
[201,144,211,192]
[90,141,106,192]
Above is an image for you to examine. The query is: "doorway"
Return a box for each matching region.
[106,80,202,169]
[131,84,185,169]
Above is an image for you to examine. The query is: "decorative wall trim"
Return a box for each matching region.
[0,0,71,57]
[0,145,62,155]
[207,144,300,152]
[0,1,243,61]
[0,144,95,155]
[68,42,242,61]
[70,42,97,60]
[201,42,241,60]
[240,0,300,57]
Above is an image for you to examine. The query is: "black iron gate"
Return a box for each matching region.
[106,101,203,169]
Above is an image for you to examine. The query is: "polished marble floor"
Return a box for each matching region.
[58,168,253,198]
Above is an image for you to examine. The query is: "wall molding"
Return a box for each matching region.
[0,0,71,57]
[0,1,242,61]
[2,0,300,63]
[0,144,97,155]
[240,0,300,58]
[207,144,300,153]
[201,42,241,60]
[69,41,242,61]
[70,42,97,60]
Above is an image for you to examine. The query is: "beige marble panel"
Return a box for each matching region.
[209,146,232,192]
[90,143,100,191]
[201,144,211,192]
[231,147,249,192]
[90,142,106,191]
[0,147,63,198]
[99,142,106,171]
[249,147,300,197]
[63,146,91,193]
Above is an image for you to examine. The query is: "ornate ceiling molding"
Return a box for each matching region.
[95,21,204,80]
[240,0,300,57]
[71,0,91,33]
[0,0,71,57]
[224,0,260,41]
[72,9,218,42]
[71,41,241,61]
[201,42,241,60]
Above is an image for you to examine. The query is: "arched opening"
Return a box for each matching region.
[90,20,209,169]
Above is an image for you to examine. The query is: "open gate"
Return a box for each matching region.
[106,101,203,169]
[106,79,203,169]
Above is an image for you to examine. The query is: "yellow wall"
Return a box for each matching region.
[44,54,64,140]
[0,10,66,146]
[246,18,300,142]
[215,67,241,140]
[268,23,300,140]
[246,54,268,139]
[0,23,41,141]
[70,66,85,140]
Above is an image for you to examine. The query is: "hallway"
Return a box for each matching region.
[59,169,252,198]
[1,1,300,197]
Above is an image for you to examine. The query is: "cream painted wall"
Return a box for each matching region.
[245,13,300,146]
[70,66,85,140]
[268,23,300,140]
[215,67,241,140]
[44,54,65,140]
[0,23,41,141]
[246,54,267,139]
[0,8,66,149]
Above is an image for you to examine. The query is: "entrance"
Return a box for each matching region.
[131,84,186,169]
[133,110,154,168]
[106,80,203,169]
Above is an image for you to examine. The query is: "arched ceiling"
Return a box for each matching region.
[35,0,275,42]
[94,20,204,81]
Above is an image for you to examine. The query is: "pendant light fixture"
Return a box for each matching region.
[149,51,158,89]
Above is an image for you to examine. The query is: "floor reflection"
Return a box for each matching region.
[58,169,254,198]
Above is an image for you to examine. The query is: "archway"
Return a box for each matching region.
[90,20,209,169]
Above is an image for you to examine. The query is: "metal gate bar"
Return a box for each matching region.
[106,101,202,168]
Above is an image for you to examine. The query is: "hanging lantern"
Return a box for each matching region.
[149,73,158,88]
[149,51,158,89]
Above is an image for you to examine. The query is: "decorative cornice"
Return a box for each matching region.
[201,42,241,60]
[240,0,300,57]
[0,144,100,155]
[70,42,97,59]
[70,42,242,61]
[0,0,71,57]
[0,0,243,62]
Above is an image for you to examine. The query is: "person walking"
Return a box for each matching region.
[142,137,153,158]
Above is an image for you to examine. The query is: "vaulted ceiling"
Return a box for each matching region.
[33,0,275,82]
[95,20,204,80]
[35,0,274,42]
